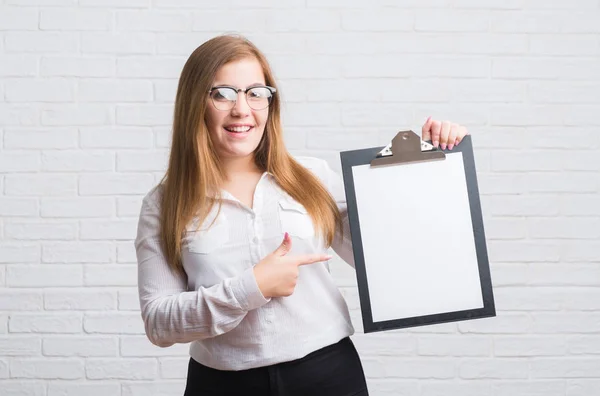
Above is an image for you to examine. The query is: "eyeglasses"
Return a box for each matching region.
[208,85,276,111]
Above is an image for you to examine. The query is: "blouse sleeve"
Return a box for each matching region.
[135,191,270,347]
[322,160,355,268]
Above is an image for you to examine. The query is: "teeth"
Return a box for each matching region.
[225,126,252,133]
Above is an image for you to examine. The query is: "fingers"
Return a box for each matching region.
[296,253,333,266]
[447,123,459,150]
[447,124,468,149]
[273,232,292,257]
[430,120,442,148]
[439,121,451,150]
[421,115,433,142]
[427,119,467,150]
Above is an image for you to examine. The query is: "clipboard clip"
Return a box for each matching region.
[371,130,446,168]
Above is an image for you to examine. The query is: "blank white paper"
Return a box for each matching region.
[352,152,484,323]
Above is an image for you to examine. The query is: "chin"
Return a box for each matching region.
[221,145,259,159]
[219,138,263,159]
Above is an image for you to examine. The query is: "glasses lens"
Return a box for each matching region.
[210,87,237,110]
[247,87,273,110]
[210,86,274,111]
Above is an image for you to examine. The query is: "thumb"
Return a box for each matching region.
[273,232,292,257]
[422,115,433,142]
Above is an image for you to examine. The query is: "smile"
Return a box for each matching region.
[224,125,253,133]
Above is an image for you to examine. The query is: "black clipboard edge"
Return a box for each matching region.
[340,135,496,334]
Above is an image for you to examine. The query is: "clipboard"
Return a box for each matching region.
[340,130,495,333]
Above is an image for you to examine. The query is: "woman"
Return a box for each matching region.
[135,34,468,396]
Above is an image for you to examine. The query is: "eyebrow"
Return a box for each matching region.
[212,83,266,89]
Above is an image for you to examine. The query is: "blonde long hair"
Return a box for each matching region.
[159,34,342,275]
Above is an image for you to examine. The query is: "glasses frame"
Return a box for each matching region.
[207,85,277,111]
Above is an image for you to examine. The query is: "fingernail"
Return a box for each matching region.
[441,143,446,150]
[433,140,439,148]
[284,232,289,239]
[448,144,454,150]
[325,255,333,260]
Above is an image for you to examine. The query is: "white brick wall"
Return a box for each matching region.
[1,0,599,394]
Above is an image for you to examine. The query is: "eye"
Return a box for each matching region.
[248,87,270,99]
[212,88,236,101]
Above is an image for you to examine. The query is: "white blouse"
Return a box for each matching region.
[134,156,356,370]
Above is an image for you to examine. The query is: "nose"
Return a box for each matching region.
[230,91,251,116]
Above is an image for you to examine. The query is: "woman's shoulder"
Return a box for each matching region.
[140,183,164,212]
[292,155,334,179]
[292,155,345,199]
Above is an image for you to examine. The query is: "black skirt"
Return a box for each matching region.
[183,337,369,396]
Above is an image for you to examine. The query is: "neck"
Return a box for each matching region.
[221,154,261,179]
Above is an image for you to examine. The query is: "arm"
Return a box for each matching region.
[323,160,355,268]
[135,194,270,347]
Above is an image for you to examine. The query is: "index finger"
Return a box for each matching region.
[421,116,433,142]
[295,254,333,266]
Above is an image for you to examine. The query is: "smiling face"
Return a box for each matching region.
[204,57,269,163]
